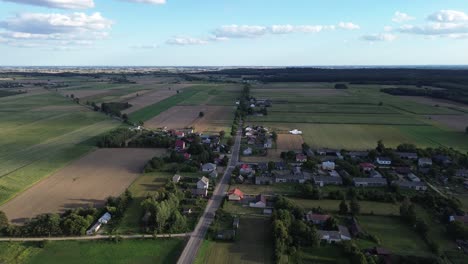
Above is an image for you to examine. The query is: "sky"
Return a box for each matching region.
[0,0,467,66]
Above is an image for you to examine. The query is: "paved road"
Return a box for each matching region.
[0,233,189,242]
[177,124,242,264]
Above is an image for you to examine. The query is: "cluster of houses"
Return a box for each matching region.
[171,162,218,198]
[227,188,269,212]
[242,126,273,156]
[172,129,227,155]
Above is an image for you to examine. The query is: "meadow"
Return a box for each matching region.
[195,216,273,264]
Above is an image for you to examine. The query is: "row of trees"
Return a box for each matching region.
[96,128,136,148]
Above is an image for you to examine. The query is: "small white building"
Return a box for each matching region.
[243,147,253,156]
[98,212,112,224]
[289,129,303,135]
[173,174,182,183]
[376,157,392,166]
[322,161,336,171]
[86,222,102,236]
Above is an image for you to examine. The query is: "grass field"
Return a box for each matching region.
[195,216,273,264]
[289,198,400,216]
[356,215,431,257]
[299,245,350,264]
[24,239,185,264]
[0,92,120,205]
[229,183,300,196]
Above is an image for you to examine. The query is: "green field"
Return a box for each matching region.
[289,198,400,216]
[0,239,184,264]
[248,83,468,152]
[195,216,273,264]
[129,89,199,122]
[0,92,119,204]
[356,215,431,257]
[299,245,350,264]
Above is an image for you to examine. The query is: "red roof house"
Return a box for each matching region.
[296,154,307,163]
[360,163,376,171]
[306,212,331,224]
[175,140,186,151]
[228,188,244,201]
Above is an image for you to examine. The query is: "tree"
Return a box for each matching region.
[199,111,204,118]
[0,211,9,233]
[122,113,128,121]
[219,130,225,140]
[226,137,234,147]
[415,219,429,237]
[350,198,360,215]
[376,140,385,153]
[272,131,278,142]
[339,199,349,215]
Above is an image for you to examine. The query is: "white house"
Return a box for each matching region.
[418,158,433,167]
[243,147,253,156]
[197,176,210,190]
[249,194,267,208]
[322,161,336,171]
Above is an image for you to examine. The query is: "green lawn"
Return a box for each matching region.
[0,242,42,264]
[299,245,350,264]
[129,89,199,122]
[356,215,432,257]
[229,183,300,196]
[195,216,273,264]
[26,239,185,264]
[289,198,400,216]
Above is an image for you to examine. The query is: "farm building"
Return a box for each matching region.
[353,177,387,187]
[249,194,267,208]
[86,222,102,236]
[318,226,351,243]
[98,212,112,224]
[313,176,343,187]
[197,176,210,189]
[228,188,244,201]
[394,180,427,191]
[306,213,330,225]
[360,163,376,172]
[255,175,274,185]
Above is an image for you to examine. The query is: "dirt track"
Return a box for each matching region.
[0,148,163,224]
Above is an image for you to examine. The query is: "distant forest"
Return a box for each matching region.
[203,68,468,104]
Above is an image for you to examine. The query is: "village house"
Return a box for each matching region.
[249,194,267,208]
[353,177,388,187]
[197,176,210,190]
[305,212,331,225]
[433,155,452,166]
[376,157,392,166]
[318,226,351,243]
[255,175,274,185]
[208,170,218,178]
[360,163,376,172]
[175,139,186,152]
[228,188,244,201]
[296,153,307,163]
[172,174,181,183]
[407,173,421,182]
[394,180,427,191]
[174,131,185,138]
[369,170,383,178]
[243,147,253,156]
[396,152,418,160]
[239,164,253,175]
[418,157,433,167]
[348,151,369,159]
[264,138,273,149]
[322,161,336,171]
[236,175,245,183]
[201,163,217,172]
[257,162,268,171]
[273,170,305,183]
[275,162,287,170]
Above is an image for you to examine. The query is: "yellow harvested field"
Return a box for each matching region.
[0,148,164,224]
[145,105,234,133]
[276,134,304,150]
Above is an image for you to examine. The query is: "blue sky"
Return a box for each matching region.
[0,0,467,66]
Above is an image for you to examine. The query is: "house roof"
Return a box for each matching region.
[240,164,250,169]
[338,225,351,238]
[202,163,216,170]
[418,157,432,163]
[173,174,181,181]
[228,188,244,199]
[255,194,267,204]
[318,230,341,240]
[296,153,307,160]
[360,163,376,169]
[376,157,392,162]
[313,176,342,184]
[199,176,209,185]
[175,140,185,148]
[306,212,331,222]
[396,152,418,158]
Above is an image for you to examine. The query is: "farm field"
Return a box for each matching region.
[0,148,163,224]
[289,198,401,216]
[0,92,120,205]
[356,215,431,257]
[248,83,468,152]
[195,216,273,264]
[122,88,184,114]
[16,239,185,264]
[145,105,235,134]
[299,245,350,264]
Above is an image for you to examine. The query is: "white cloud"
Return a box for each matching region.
[392,11,415,23]
[397,10,468,38]
[130,44,159,49]
[428,10,468,23]
[120,0,166,4]
[1,0,94,9]
[213,23,358,38]
[166,36,208,45]
[338,22,360,30]
[361,33,397,42]
[0,12,112,48]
